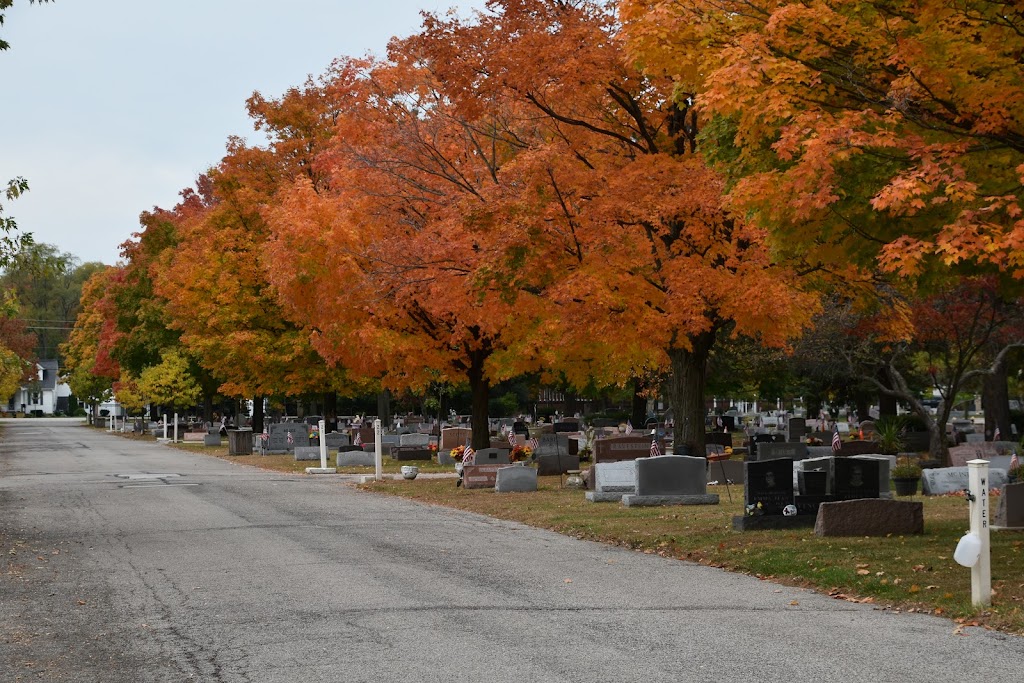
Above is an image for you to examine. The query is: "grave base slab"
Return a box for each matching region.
[304,467,337,474]
[585,491,630,503]
[732,515,816,531]
[621,494,719,507]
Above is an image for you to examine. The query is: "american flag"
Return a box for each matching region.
[831,425,842,453]
[624,421,633,435]
[354,431,362,446]
[507,431,517,448]
[528,437,540,452]
[1010,452,1019,470]
[463,442,475,465]
[994,426,1001,441]
[650,437,661,457]
[287,431,294,445]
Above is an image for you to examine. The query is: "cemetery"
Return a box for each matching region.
[100,399,1024,631]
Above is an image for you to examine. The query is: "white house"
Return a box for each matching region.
[7,359,72,416]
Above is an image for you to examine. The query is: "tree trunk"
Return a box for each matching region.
[252,396,264,433]
[630,378,647,427]
[324,391,338,433]
[667,331,715,456]
[872,368,897,417]
[467,349,491,450]
[202,390,214,425]
[377,389,391,429]
[983,356,1011,441]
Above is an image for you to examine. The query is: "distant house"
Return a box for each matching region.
[6,359,72,416]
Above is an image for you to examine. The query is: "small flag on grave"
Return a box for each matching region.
[463,442,475,465]
[650,436,661,457]
[507,430,517,448]
[287,431,294,446]
[354,430,362,446]
[831,424,842,453]
[624,421,633,435]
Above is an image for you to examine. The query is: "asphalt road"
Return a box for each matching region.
[2,419,1023,682]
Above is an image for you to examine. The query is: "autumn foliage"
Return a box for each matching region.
[63,0,1021,447]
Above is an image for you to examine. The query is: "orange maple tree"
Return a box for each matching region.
[263,54,546,448]
[620,0,1024,281]
[400,0,817,451]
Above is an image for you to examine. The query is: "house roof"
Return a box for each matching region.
[38,359,59,391]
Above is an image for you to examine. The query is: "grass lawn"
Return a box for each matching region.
[119,428,1024,634]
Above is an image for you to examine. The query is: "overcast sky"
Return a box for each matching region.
[1,0,485,266]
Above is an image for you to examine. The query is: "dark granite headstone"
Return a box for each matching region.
[635,455,707,496]
[757,442,808,461]
[787,418,807,443]
[705,432,733,448]
[390,446,432,461]
[552,421,579,433]
[834,458,881,500]
[799,470,828,496]
[744,458,795,515]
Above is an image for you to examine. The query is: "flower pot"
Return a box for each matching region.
[400,465,419,480]
[893,476,920,496]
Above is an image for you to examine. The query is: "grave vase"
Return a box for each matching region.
[893,476,920,496]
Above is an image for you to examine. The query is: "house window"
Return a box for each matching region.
[31,393,40,405]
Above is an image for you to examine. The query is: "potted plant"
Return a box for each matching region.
[875,417,906,455]
[892,454,923,496]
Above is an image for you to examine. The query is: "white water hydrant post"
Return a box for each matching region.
[162,413,168,440]
[318,419,328,470]
[173,412,179,443]
[967,459,992,607]
[374,419,383,482]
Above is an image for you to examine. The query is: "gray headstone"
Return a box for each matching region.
[594,461,637,493]
[706,459,745,484]
[494,465,538,493]
[534,433,570,456]
[294,447,323,461]
[323,432,350,449]
[203,434,221,447]
[400,433,430,447]
[993,483,1024,529]
[337,450,376,467]
[966,433,985,444]
[535,453,580,476]
[922,466,1009,495]
[473,448,510,465]
[635,455,707,496]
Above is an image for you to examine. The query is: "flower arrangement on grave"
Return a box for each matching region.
[891,454,923,479]
[806,436,823,446]
[450,445,469,462]
[509,444,533,463]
